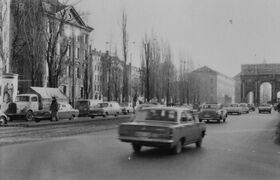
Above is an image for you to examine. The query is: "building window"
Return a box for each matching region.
[84,50,87,60]
[75,47,79,58]
[67,45,71,56]
[77,67,81,78]
[80,87,84,98]
[94,85,96,91]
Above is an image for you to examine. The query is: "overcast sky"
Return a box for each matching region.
[74,0,280,77]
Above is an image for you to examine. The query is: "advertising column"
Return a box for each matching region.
[0,74,18,111]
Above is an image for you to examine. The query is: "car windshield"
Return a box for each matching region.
[239,104,247,107]
[202,104,218,109]
[230,104,239,107]
[135,109,178,122]
[96,103,108,108]
[15,96,30,102]
[260,104,270,107]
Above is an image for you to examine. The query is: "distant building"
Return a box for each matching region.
[234,73,241,103]
[190,66,235,104]
[90,49,103,100]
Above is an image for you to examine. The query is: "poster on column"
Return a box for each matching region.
[0,74,18,111]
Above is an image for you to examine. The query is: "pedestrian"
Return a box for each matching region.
[277,103,280,112]
[50,97,59,121]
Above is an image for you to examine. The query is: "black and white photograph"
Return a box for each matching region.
[0,0,280,179]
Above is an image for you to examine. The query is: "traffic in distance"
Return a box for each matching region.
[0,100,277,126]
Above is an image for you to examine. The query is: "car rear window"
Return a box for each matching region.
[135,109,177,122]
[202,104,218,109]
[76,101,89,106]
[16,96,30,102]
[96,103,108,108]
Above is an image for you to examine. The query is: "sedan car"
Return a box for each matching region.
[239,103,250,114]
[198,103,227,123]
[0,110,8,126]
[33,102,79,122]
[119,107,206,154]
[258,104,272,114]
[88,101,121,118]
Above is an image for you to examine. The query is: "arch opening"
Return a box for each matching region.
[259,82,272,104]
[246,91,254,104]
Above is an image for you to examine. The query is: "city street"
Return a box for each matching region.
[0,111,280,180]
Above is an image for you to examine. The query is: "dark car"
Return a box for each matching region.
[248,104,255,111]
[258,104,272,114]
[198,103,227,123]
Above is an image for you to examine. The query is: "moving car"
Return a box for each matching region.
[88,101,121,118]
[0,110,8,126]
[239,103,250,114]
[248,104,255,111]
[198,103,227,123]
[33,102,79,122]
[119,107,206,154]
[224,103,241,115]
[258,104,272,114]
[75,99,102,116]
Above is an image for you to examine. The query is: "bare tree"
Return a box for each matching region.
[121,10,129,102]
[44,1,69,87]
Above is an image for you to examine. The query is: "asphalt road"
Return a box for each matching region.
[1,111,280,180]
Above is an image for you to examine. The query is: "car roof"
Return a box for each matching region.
[143,106,189,112]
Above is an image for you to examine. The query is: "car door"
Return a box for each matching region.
[180,111,197,144]
[58,104,66,119]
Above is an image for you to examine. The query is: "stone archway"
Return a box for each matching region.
[259,82,272,104]
[246,91,254,104]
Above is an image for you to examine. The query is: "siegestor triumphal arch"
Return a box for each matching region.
[240,64,280,105]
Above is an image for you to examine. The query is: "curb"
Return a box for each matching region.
[2,115,132,128]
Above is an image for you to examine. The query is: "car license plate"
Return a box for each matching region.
[135,132,150,137]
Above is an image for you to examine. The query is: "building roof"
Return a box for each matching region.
[192,66,233,80]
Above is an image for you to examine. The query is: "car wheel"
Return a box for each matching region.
[132,144,142,153]
[172,140,183,154]
[91,116,95,119]
[259,111,261,114]
[223,118,226,123]
[195,139,202,148]
[69,115,75,120]
[0,116,7,126]
[199,119,202,122]
[26,111,34,121]
[103,114,106,118]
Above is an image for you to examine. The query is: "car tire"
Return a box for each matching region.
[69,115,75,120]
[132,144,142,153]
[199,119,202,122]
[195,139,202,148]
[223,118,226,123]
[26,111,34,121]
[172,140,183,154]
[0,116,7,126]
[259,111,261,114]
[91,116,95,119]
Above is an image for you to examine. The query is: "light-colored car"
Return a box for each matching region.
[88,101,121,118]
[120,102,134,114]
[239,103,250,114]
[0,110,8,126]
[224,103,241,115]
[33,102,79,122]
[119,107,206,154]
[198,103,227,123]
[258,104,272,114]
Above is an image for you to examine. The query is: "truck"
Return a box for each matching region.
[6,87,68,121]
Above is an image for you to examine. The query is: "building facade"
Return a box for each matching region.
[5,0,93,103]
[90,49,103,100]
[190,66,235,104]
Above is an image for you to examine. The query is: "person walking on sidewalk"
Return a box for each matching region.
[50,97,59,121]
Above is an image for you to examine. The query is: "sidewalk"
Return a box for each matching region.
[2,115,132,128]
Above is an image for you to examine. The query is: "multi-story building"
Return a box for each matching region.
[190,66,235,104]
[234,73,241,103]
[90,49,103,100]
[4,0,93,104]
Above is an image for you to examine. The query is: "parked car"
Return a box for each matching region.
[198,103,227,123]
[258,104,272,114]
[224,103,241,115]
[239,103,250,114]
[119,106,206,154]
[88,101,121,118]
[33,102,79,122]
[120,102,134,114]
[75,99,102,116]
[0,110,8,126]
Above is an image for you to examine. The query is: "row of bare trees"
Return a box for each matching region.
[10,0,70,88]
